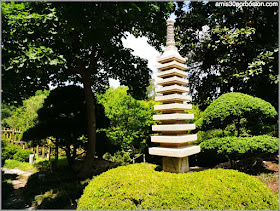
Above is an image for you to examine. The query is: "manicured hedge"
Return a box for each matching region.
[200,135,278,161]
[77,163,278,210]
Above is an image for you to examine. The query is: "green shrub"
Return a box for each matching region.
[103,151,131,166]
[200,135,278,166]
[2,144,22,161]
[197,92,277,136]
[77,163,278,210]
[13,149,34,162]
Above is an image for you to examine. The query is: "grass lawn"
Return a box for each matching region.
[3,159,38,173]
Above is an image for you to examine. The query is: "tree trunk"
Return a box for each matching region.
[65,145,73,166]
[55,144,59,161]
[81,73,97,166]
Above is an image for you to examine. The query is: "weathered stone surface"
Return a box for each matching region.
[157,60,187,71]
[149,19,200,173]
[163,156,189,173]
[153,113,194,121]
[157,68,187,78]
[151,134,197,144]
[155,93,191,103]
[154,103,192,112]
[152,124,195,132]
[155,84,189,94]
[149,145,200,158]
[156,76,188,86]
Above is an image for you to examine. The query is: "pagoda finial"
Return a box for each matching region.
[166,19,176,47]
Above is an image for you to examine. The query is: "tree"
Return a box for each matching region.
[197,92,278,136]
[175,2,278,109]
[96,86,158,153]
[23,86,87,166]
[2,90,50,132]
[2,2,173,173]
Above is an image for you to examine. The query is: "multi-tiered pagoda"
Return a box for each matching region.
[149,19,200,173]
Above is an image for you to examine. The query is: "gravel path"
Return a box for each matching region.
[2,167,34,210]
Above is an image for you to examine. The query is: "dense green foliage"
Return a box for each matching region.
[2,143,34,163]
[97,87,158,152]
[199,135,278,166]
[103,151,132,166]
[13,149,34,162]
[197,92,277,136]
[175,2,278,109]
[2,90,50,132]
[77,163,278,210]
[2,2,173,164]
[23,86,87,166]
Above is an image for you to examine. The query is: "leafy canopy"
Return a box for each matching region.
[1,90,50,132]
[96,86,158,151]
[175,2,278,109]
[2,2,174,104]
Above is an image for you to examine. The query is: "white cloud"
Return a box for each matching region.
[122,33,161,78]
[109,33,162,88]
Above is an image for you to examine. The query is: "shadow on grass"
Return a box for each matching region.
[24,158,92,209]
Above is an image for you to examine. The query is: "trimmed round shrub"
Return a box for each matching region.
[197,92,277,136]
[77,163,278,210]
[13,149,34,162]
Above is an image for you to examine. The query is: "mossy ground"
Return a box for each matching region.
[77,163,278,210]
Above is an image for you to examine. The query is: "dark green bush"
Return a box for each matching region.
[13,149,34,162]
[77,163,278,210]
[197,92,277,136]
[200,135,278,165]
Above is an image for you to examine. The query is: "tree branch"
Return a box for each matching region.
[71,30,86,71]
[68,67,82,74]
[88,44,98,75]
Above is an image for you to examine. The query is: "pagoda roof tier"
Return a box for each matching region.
[155,93,191,103]
[153,113,194,121]
[149,145,200,158]
[157,48,186,64]
[152,124,195,132]
[154,103,192,112]
[157,60,187,71]
[156,76,188,86]
[151,134,197,144]
[155,84,189,94]
[157,68,187,78]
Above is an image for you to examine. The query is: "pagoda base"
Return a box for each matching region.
[163,156,189,173]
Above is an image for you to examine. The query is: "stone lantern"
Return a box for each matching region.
[149,19,200,173]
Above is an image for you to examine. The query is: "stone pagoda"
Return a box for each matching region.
[149,19,200,173]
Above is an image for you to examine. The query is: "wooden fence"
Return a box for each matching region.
[1,128,54,159]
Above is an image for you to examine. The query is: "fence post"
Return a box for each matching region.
[143,154,146,163]
[48,147,51,161]
[36,145,39,158]
[42,145,45,159]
